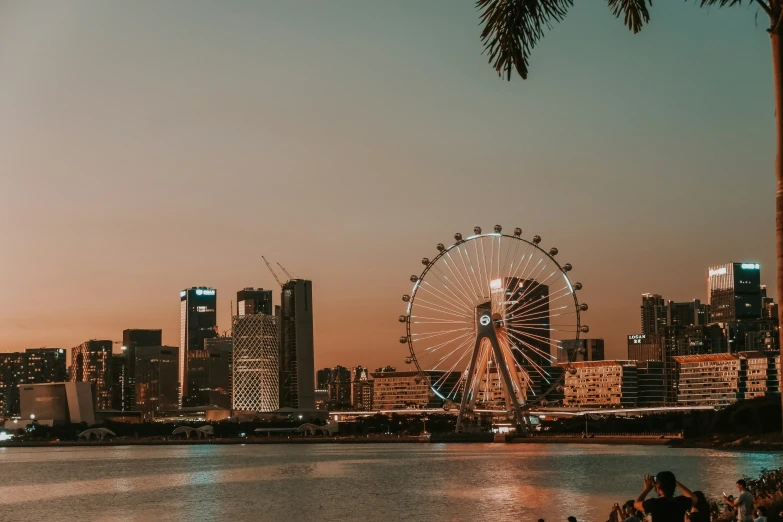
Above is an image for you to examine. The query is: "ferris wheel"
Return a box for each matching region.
[398,225,587,431]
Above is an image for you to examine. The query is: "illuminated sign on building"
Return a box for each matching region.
[709,267,727,277]
[479,315,491,326]
[627,334,646,345]
[740,263,760,270]
[195,289,216,296]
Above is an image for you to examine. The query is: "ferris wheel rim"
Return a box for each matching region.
[401,229,585,408]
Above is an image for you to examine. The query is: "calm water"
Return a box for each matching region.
[0,443,780,521]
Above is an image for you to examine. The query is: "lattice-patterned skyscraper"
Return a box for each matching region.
[232,313,279,411]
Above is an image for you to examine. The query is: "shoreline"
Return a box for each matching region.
[2,434,781,450]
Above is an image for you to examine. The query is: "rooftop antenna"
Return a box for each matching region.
[262,256,284,288]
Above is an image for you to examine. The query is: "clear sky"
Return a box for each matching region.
[0,1,776,369]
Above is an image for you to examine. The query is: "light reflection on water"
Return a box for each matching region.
[0,443,780,521]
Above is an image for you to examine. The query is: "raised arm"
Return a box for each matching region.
[634,474,655,512]
[676,481,695,500]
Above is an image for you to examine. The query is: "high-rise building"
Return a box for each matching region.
[232,313,278,412]
[558,339,604,363]
[277,279,315,409]
[237,288,273,316]
[0,353,26,416]
[350,366,373,410]
[135,346,179,421]
[641,294,667,336]
[708,263,762,323]
[25,348,67,384]
[316,368,331,390]
[119,329,162,411]
[326,366,352,409]
[111,352,130,411]
[70,340,113,410]
[201,337,233,409]
[180,287,218,406]
[667,300,710,327]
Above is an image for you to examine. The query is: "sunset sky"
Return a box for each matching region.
[0,1,776,370]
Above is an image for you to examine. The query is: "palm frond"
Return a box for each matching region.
[607,0,652,33]
[477,0,574,80]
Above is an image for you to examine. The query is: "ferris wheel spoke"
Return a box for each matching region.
[433,260,478,307]
[506,331,559,364]
[412,327,473,342]
[506,326,564,350]
[417,330,473,352]
[443,253,481,303]
[452,247,482,302]
[419,281,473,316]
[411,316,472,324]
[413,298,472,319]
[474,239,492,299]
[422,271,476,313]
[509,342,553,379]
[431,336,474,371]
[506,285,574,318]
[506,304,572,322]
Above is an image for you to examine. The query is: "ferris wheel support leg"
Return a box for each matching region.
[487,331,527,435]
[456,336,483,433]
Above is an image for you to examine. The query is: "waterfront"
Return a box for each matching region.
[0,444,781,521]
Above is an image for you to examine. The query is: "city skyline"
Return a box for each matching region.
[0,2,776,368]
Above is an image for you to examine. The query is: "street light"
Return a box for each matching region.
[30,414,35,420]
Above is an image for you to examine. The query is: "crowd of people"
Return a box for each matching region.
[538,471,780,521]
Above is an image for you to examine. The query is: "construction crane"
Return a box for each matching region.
[262,256,284,287]
[276,262,296,281]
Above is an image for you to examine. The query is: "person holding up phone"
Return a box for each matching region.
[634,471,695,522]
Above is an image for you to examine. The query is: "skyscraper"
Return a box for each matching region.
[277,279,315,409]
[196,336,233,409]
[641,294,667,336]
[666,299,710,327]
[237,288,273,316]
[135,346,179,420]
[0,353,26,416]
[180,287,217,406]
[116,329,162,411]
[232,314,278,411]
[708,262,762,323]
[71,340,113,410]
[25,348,67,384]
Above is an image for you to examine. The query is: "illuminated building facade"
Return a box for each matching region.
[351,366,373,410]
[180,287,218,406]
[674,353,742,404]
[560,361,638,407]
[371,370,447,410]
[70,340,113,410]
[708,262,762,323]
[135,346,179,420]
[277,279,315,409]
[232,313,278,412]
[25,348,67,384]
[0,353,26,416]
